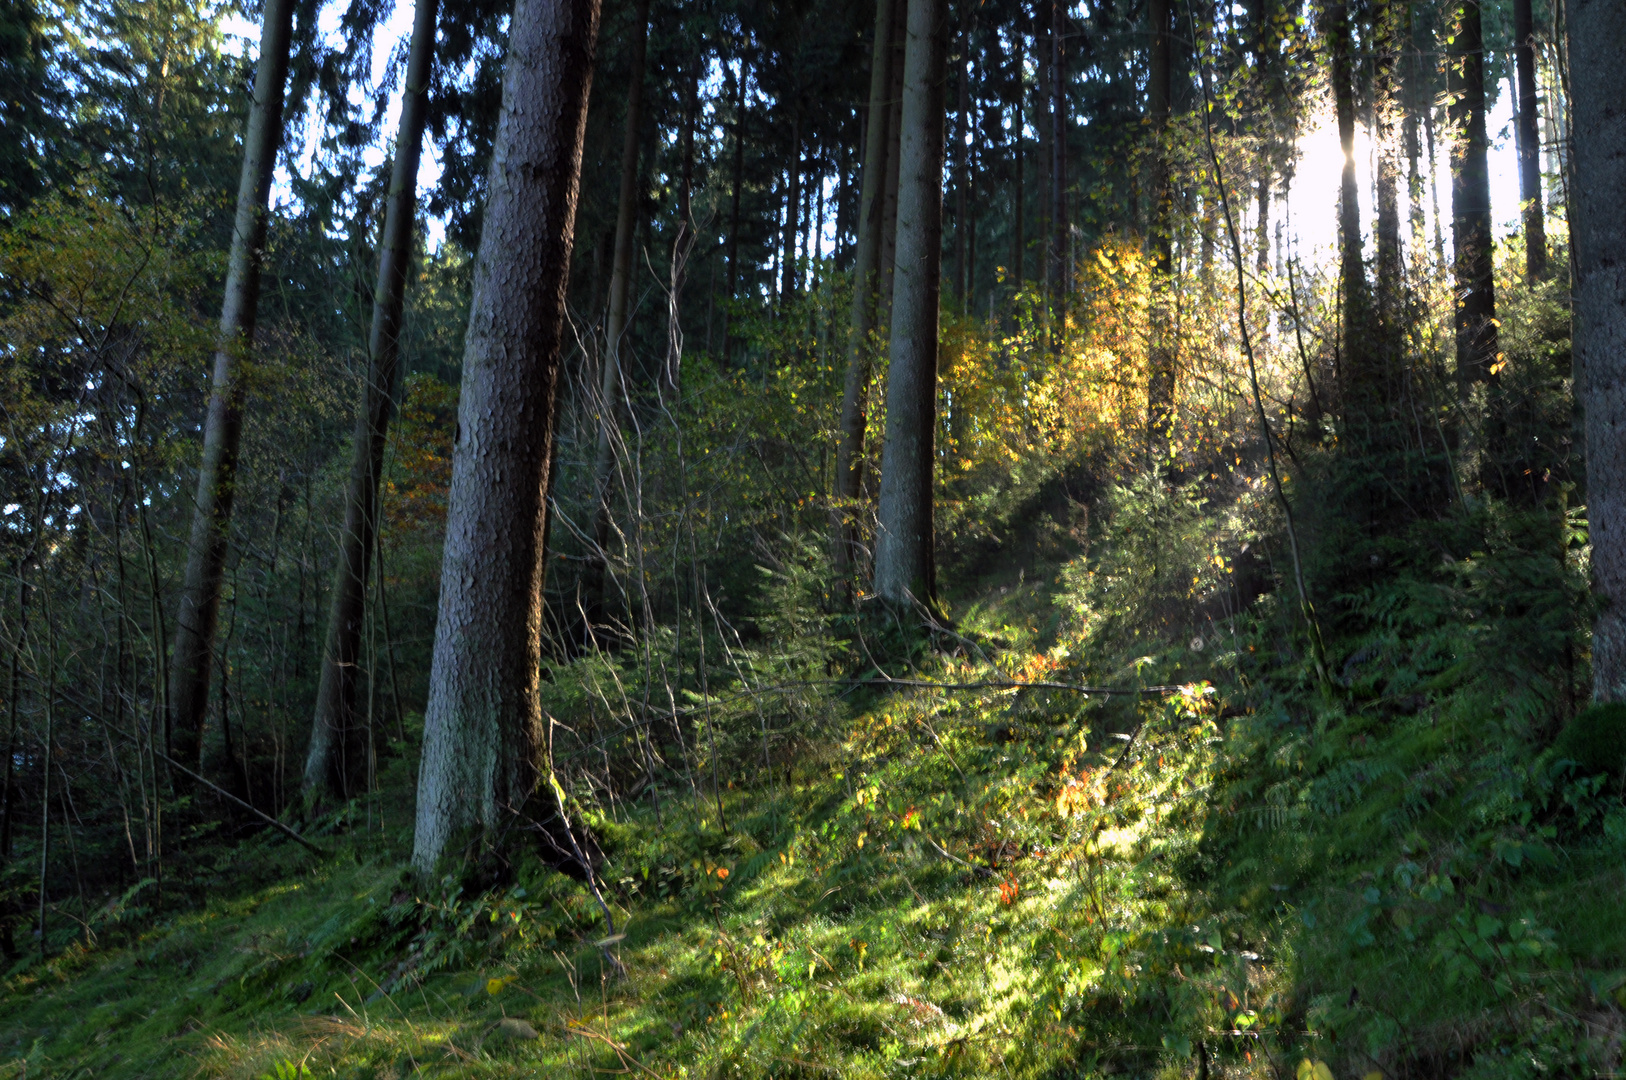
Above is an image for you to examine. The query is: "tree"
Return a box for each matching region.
[1145,0,1174,455]
[303,0,440,807]
[1448,0,1496,391]
[1513,0,1545,279]
[583,0,650,634]
[412,0,601,876]
[1571,0,1626,699]
[166,0,296,772]
[834,0,897,579]
[872,0,947,607]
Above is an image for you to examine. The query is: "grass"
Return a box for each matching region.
[3,561,1625,1079]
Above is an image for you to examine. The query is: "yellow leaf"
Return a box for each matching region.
[1364,1072,1384,1080]
[1313,1063,1336,1080]
[486,974,517,995]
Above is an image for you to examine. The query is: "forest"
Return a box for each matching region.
[2,0,1625,1073]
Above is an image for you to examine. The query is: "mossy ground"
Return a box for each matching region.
[3,574,1624,1080]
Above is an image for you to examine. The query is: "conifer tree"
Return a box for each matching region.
[413,0,600,877]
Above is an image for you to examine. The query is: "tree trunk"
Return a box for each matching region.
[583,0,649,633]
[666,64,697,398]
[1573,0,1626,698]
[1145,0,1175,454]
[1448,0,1497,388]
[722,60,746,362]
[953,20,969,305]
[873,0,947,607]
[879,5,907,323]
[781,116,802,302]
[1374,0,1404,325]
[1514,0,1546,279]
[302,0,439,807]
[1011,98,1024,285]
[1326,0,1375,444]
[167,0,295,771]
[1049,0,1067,308]
[835,0,898,577]
[412,0,600,878]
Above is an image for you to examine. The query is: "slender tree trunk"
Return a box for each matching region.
[835,0,898,577]
[412,0,600,878]
[666,64,697,398]
[583,0,650,631]
[1034,2,1052,294]
[1572,0,1626,699]
[1514,0,1546,279]
[723,60,746,363]
[1146,0,1175,453]
[1012,98,1024,285]
[1049,0,1067,308]
[167,0,295,771]
[873,0,948,607]
[303,0,439,807]
[953,20,969,305]
[1448,0,1497,388]
[1374,0,1404,325]
[781,115,802,302]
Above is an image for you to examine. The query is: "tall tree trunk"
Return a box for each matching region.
[781,116,802,302]
[1049,0,1067,309]
[303,0,439,806]
[1034,2,1051,293]
[878,7,907,323]
[953,20,969,305]
[1145,0,1175,454]
[167,0,296,771]
[835,0,898,577]
[873,0,948,607]
[1513,0,1546,279]
[666,64,697,399]
[1374,0,1404,325]
[1448,0,1497,388]
[1011,97,1024,285]
[722,60,746,363]
[583,0,649,632]
[1572,0,1626,698]
[1326,0,1376,445]
[412,0,600,878]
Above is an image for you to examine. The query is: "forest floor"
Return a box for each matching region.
[3,557,1626,1080]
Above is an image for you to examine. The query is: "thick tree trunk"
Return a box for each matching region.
[665,65,697,398]
[303,0,439,805]
[1326,0,1376,444]
[1573,0,1626,699]
[1145,0,1175,454]
[583,0,649,632]
[1513,0,1546,279]
[412,0,600,878]
[167,0,295,771]
[1448,0,1497,388]
[873,0,947,607]
[835,0,898,577]
[878,5,907,323]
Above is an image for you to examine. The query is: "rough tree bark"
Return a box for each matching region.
[781,115,802,301]
[1448,0,1497,389]
[1326,0,1376,445]
[1513,0,1545,279]
[878,3,907,322]
[953,17,969,304]
[583,0,650,632]
[303,0,439,806]
[1049,0,1067,308]
[166,0,295,771]
[873,0,948,607]
[835,0,898,578]
[1145,0,1175,454]
[412,0,601,877]
[722,59,746,362]
[1570,0,1626,699]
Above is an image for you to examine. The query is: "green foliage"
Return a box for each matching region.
[1551,703,1626,782]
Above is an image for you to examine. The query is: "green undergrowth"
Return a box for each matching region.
[4,511,1625,1079]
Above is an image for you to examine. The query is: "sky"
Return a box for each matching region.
[221,6,1540,273]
